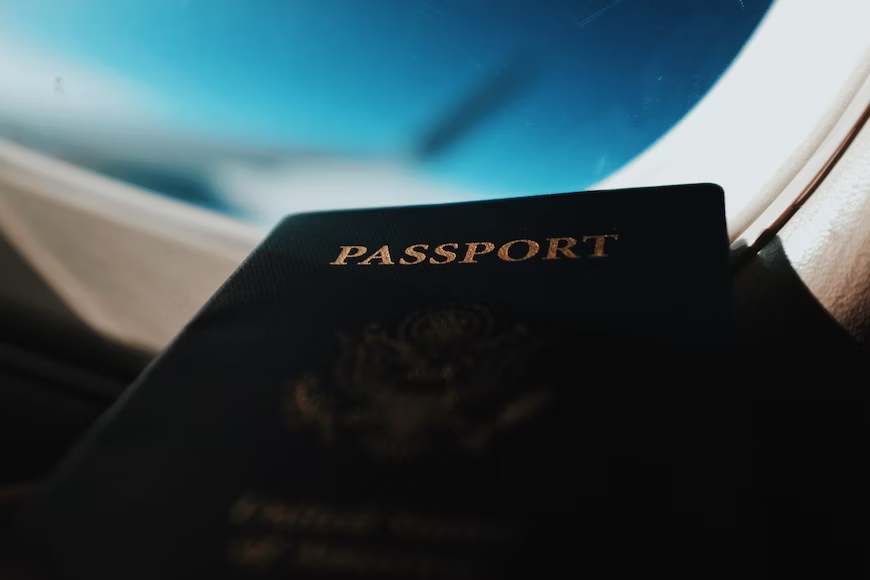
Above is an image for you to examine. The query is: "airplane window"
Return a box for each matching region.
[0,0,772,225]
[2,0,869,352]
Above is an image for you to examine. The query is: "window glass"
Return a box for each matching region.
[0,0,773,224]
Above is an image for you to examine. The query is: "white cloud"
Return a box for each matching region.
[0,36,482,226]
[212,160,478,226]
[0,35,167,130]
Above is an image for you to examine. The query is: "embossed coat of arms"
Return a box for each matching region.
[283,304,552,459]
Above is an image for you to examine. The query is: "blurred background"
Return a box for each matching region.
[2,0,870,354]
[1,0,772,223]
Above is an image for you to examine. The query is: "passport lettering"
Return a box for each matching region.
[329,235,619,265]
[228,493,515,578]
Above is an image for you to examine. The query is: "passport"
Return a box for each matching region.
[4,184,734,579]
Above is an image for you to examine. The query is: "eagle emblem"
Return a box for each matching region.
[283,304,552,459]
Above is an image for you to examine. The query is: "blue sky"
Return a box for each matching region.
[0,0,772,199]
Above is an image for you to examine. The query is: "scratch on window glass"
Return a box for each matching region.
[573,0,624,30]
[420,1,447,19]
[464,53,485,74]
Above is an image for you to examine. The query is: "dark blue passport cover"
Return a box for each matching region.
[6,184,733,579]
